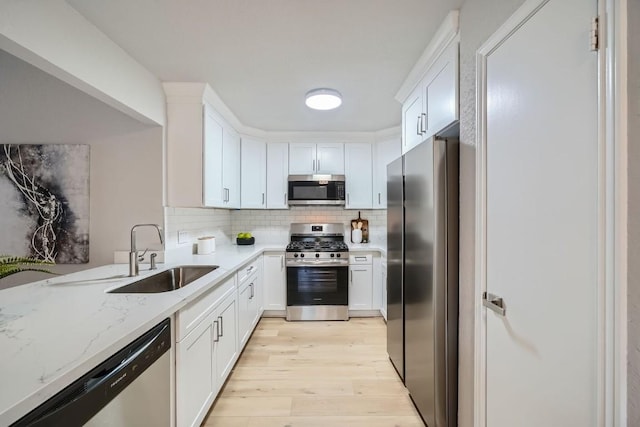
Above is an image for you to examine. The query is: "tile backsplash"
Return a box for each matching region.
[232,207,387,246]
[165,206,387,250]
[164,207,232,250]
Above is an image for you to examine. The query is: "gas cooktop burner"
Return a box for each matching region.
[285,241,349,252]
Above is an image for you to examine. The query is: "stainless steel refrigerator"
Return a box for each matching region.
[386,136,459,427]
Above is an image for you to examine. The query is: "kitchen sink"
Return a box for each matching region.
[108,265,218,293]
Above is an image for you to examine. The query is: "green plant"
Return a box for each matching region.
[0,255,56,279]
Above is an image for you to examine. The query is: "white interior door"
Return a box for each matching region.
[480,0,599,426]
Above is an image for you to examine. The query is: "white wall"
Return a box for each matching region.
[0,0,165,126]
[90,127,165,263]
[627,0,640,422]
[457,0,526,425]
[0,50,165,289]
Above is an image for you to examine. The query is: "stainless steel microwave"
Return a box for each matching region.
[287,175,346,206]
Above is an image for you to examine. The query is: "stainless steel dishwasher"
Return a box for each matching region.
[12,319,171,427]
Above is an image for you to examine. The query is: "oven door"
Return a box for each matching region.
[287,265,348,306]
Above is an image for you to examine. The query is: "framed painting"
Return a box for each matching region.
[0,144,89,263]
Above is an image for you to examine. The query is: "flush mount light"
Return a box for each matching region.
[305,88,342,110]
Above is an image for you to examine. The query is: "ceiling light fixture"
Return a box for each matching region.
[305,88,342,110]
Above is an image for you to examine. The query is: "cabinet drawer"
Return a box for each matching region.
[349,254,373,265]
[237,257,261,285]
[177,275,235,341]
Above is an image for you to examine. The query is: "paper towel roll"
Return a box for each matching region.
[197,236,215,254]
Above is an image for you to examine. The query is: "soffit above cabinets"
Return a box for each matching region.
[0,50,152,144]
[66,0,464,133]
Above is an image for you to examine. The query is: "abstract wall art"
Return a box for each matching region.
[0,144,89,264]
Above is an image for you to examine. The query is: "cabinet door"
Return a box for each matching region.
[266,142,289,209]
[214,292,237,384]
[344,143,372,209]
[401,85,424,154]
[316,143,344,174]
[203,105,224,207]
[349,265,373,310]
[176,313,216,427]
[237,282,251,349]
[223,128,241,208]
[424,42,459,138]
[373,137,401,208]
[263,253,286,310]
[289,143,316,174]
[241,137,267,209]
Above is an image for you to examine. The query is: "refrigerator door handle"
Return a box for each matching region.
[483,292,506,316]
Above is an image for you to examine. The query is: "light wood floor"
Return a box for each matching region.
[203,317,425,427]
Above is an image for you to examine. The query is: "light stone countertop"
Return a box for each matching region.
[0,243,282,425]
[0,242,386,424]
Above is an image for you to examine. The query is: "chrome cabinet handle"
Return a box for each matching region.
[378,193,381,204]
[213,320,219,342]
[416,115,422,136]
[421,113,427,133]
[350,270,353,283]
[317,159,320,171]
[218,315,224,336]
[312,159,316,171]
[250,283,254,299]
[262,193,265,205]
[483,292,506,316]
[284,193,287,205]
[280,255,284,270]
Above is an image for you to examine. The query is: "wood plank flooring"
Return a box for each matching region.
[203,317,424,427]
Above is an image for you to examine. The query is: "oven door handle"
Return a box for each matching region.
[286,260,349,267]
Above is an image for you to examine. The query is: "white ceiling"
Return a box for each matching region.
[66,0,463,132]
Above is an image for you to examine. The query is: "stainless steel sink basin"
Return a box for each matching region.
[108,265,218,293]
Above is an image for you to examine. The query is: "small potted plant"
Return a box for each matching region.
[0,255,55,279]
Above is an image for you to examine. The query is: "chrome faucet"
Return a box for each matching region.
[129,224,164,277]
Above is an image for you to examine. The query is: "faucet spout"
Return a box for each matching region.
[129,224,164,277]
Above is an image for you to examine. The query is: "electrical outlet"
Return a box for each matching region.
[178,230,191,244]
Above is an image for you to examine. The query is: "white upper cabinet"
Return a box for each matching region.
[266,142,289,209]
[223,128,241,208]
[344,143,373,209]
[402,86,425,154]
[423,41,458,137]
[289,143,344,175]
[165,83,240,209]
[316,143,344,174]
[203,108,224,207]
[240,137,267,209]
[397,12,459,154]
[373,137,401,208]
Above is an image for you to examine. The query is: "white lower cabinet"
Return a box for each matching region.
[238,258,262,348]
[176,277,239,427]
[176,311,216,427]
[214,292,238,384]
[263,252,286,311]
[349,254,373,310]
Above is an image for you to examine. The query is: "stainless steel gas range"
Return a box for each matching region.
[285,223,349,321]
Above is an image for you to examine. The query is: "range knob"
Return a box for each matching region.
[315,253,320,258]
[336,253,341,258]
[294,253,298,258]
[330,253,335,258]
[300,253,305,258]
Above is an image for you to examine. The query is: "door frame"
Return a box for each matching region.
[473,0,628,426]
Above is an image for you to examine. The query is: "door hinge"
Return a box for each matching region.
[590,16,599,51]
